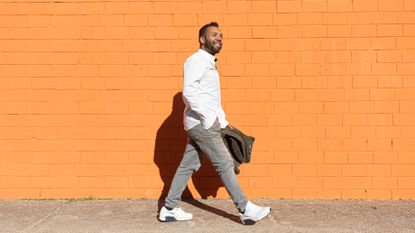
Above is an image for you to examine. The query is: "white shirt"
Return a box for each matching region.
[182,49,229,131]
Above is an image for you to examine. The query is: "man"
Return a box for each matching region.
[158,22,271,225]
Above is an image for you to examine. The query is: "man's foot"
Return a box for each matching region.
[239,201,271,225]
[158,206,193,222]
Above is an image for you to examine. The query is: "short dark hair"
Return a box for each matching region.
[199,22,219,39]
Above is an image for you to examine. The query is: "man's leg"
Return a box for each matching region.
[164,137,202,209]
[187,120,248,213]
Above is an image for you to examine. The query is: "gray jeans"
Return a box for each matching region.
[164,120,248,212]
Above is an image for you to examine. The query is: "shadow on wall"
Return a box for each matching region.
[153,92,223,210]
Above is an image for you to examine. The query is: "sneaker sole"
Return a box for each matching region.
[241,207,272,225]
[242,219,256,225]
[159,216,177,222]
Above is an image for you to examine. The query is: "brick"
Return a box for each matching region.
[397,37,415,49]
[298,13,322,25]
[377,51,402,63]
[349,101,374,113]
[226,102,249,114]
[374,101,399,114]
[174,14,197,27]
[398,63,415,75]
[353,0,377,12]
[127,1,152,13]
[352,13,375,23]
[318,164,342,176]
[342,164,366,177]
[402,126,415,139]
[268,138,292,151]
[277,25,302,38]
[393,139,415,152]
[227,26,252,39]
[268,115,293,126]
[394,114,415,126]
[153,2,177,14]
[320,62,346,76]
[302,0,327,12]
[292,139,317,151]
[298,177,322,189]
[199,15,224,26]
[252,1,277,13]
[403,25,415,36]
[248,14,273,25]
[246,39,270,51]
[300,101,323,113]
[398,12,415,23]
[223,15,248,27]
[373,177,397,189]
[252,51,276,63]
[352,25,376,37]
[318,139,342,151]
[378,0,403,12]
[374,12,398,24]
[344,89,368,101]
[328,25,351,37]
[244,164,268,176]
[293,164,318,176]
[347,177,372,189]
[328,0,352,12]
[377,24,402,37]
[376,127,402,139]
[227,1,251,13]
[374,152,398,164]
[323,177,347,189]
[277,0,301,13]
[367,189,392,200]
[398,177,415,189]
[367,164,391,176]
[252,26,277,38]
[321,38,347,50]
[372,63,397,75]
[295,64,319,76]
[202,1,226,13]
[318,114,343,126]
[404,0,415,11]
[324,152,348,164]
[302,25,327,38]
[393,190,415,200]
[273,13,298,25]
[369,138,394,151]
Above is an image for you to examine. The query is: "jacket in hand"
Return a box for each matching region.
[220,126,255,175]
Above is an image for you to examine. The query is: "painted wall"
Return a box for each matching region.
[1,0,415,199]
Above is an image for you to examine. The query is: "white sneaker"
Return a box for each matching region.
[239,201,271,225]
[158,206,193,222]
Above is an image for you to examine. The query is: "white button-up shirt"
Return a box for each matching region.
[182,49,229,131]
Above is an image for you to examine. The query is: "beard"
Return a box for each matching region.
[203,37,222,55]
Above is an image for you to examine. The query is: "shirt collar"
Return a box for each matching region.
[198,49,217,63]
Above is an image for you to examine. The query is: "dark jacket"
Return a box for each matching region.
[220,126,255,175]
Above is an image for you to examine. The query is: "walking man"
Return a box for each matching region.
[158,22,271,225]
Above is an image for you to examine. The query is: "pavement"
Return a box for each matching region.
[0,198,414,233]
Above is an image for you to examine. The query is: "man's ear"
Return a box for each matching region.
[199,36,205,45]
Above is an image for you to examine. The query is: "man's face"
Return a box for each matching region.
[201,26,223,55]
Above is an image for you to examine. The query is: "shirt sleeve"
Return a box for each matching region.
[182,57,210,123]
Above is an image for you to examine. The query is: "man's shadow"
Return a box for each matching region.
[153,92,240,223]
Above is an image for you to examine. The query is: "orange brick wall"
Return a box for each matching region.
[1,0,415,200]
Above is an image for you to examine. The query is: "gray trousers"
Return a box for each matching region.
[164,120,248,213]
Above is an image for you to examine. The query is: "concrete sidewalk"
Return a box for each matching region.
[0,199,414,233]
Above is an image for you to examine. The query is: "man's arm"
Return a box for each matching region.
[182,58,211,124]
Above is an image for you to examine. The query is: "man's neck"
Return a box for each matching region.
[200,47,215,56]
